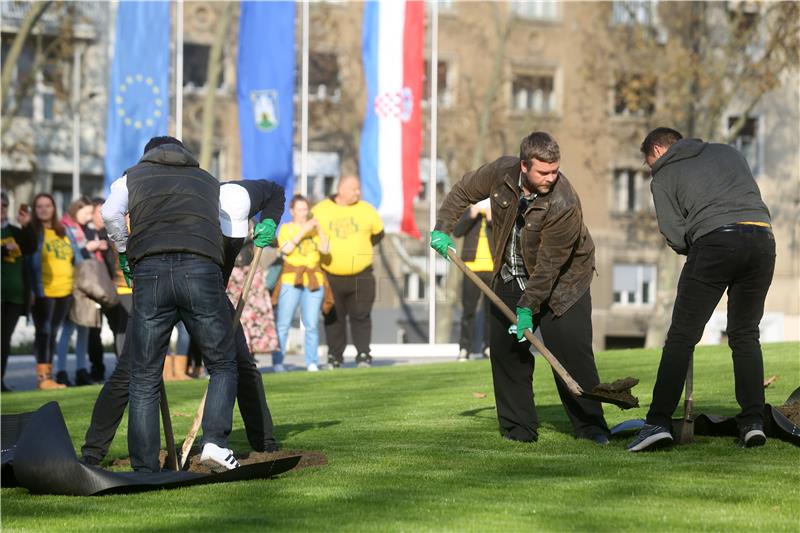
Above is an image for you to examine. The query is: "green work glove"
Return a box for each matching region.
[253,219,277,248]
[119,252,132,288]
[515,306,533,342]
[429,230,456,260]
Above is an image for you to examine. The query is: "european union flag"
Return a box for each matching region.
[237,1,296,220]
[104,1,171,191]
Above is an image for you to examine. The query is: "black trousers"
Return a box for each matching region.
[31,296,71,365]
[324,267,376,360]
[81,299,277,462]
[488,280,608,441]
[1,301,24,381]
[459,270,492,352]
[88,295,132,380]
[646,229,776,429]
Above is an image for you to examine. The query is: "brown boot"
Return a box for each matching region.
[163,356,175,381]
[37,364,66,390]
[172,355,191,380]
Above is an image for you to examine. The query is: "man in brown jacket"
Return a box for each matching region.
[430,131,609,444]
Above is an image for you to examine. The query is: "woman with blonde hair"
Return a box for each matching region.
[273,195,330,372]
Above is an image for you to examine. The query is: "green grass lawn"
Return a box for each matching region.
[2,343,799,532]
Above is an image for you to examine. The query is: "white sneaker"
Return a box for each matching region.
[457,348,469,362]
[200,443,240,472]
[307,364,319,372]
[273,364,286,373]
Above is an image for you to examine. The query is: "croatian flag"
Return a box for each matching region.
[359,1,424,238]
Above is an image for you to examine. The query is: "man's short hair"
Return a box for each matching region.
[143,136,184,155]
[640,127,683,157]
[520,132,560,165]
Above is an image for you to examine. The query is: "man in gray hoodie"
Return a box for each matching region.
[628,127,775,452]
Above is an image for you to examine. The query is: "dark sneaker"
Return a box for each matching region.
[79,455,101,466]
[327,356,342,369]
[75,368,93,386]
[457,348,469,362]
[739,424,766,448]
[55,370,72,387]
[355,353,373,368]
[627,424,673,452]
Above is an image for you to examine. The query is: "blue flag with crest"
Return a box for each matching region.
[237,1,296,219]
[104,1,171,191]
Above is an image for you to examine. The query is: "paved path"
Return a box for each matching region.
[1,350,487,392]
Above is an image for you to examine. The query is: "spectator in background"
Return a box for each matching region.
[225,240,278,366]
[83,197,113,382]
[1,192,35,392]
[312,176,384,369]
[53,197,96,386]
[274,195,331,372]
[22,193,74,390]
[453,200,494,361]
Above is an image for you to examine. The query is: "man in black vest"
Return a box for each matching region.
[103,136,249,472]
[84,176,284,466]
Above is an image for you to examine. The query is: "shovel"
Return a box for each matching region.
[448,248,638,409]
[676,357,695,444]
[179,246,264,469]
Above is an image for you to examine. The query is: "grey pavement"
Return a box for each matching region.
[1,349,482,393]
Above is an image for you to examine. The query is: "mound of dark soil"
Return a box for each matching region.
[111,449,327,474]
[777,403,800,426]
[591,377,640,408]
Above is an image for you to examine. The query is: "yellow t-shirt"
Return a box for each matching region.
[312,199,384,276]
[464,219,494,272]
[278,222,324,287]
[42,228,74,298]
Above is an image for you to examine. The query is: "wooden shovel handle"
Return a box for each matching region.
[179,246,264,469]
[447,248,584,396]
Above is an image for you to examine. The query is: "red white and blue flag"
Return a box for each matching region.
[359,0,424,238]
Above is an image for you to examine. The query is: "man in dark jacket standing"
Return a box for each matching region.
[430,131,609,444]
[83,176,284,466]
[103,136,255,472]
[628,128,775,452]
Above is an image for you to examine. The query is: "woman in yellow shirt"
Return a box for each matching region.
[21,193,77,389]
[274,195,329,372]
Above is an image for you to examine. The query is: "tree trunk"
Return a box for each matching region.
[0,1,52,110]
[199,3,233,170]
[435,6,513,343]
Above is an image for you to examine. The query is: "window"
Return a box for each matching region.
[510,1,559,21]
[512,73,555,114]
[1,35,56,121]
[423,60,452,108]
[728,116,760,175]
[183,42,225,91]
[418,158,449,203]
[614,73,656,116]
[304,52,340,102]
[402,256,449,302]
[613,263,656,306]
[293,151,340,202]
[613,168,652,213]
[611,1,658,26]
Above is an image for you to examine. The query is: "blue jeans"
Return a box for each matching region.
[128,253,238,472]
[175,321,190,354]
[275,284,324,367]
[55,318,89,372]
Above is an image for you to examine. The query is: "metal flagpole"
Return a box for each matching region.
[175,0,184,140]
[71,44,82,200]
[427,1,439,345]
[300,0,309,196]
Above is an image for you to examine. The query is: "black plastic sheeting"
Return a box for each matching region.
[608,387,799,446]
[1,402,301,496]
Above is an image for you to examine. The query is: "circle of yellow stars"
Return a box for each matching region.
[115,74,163,129]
